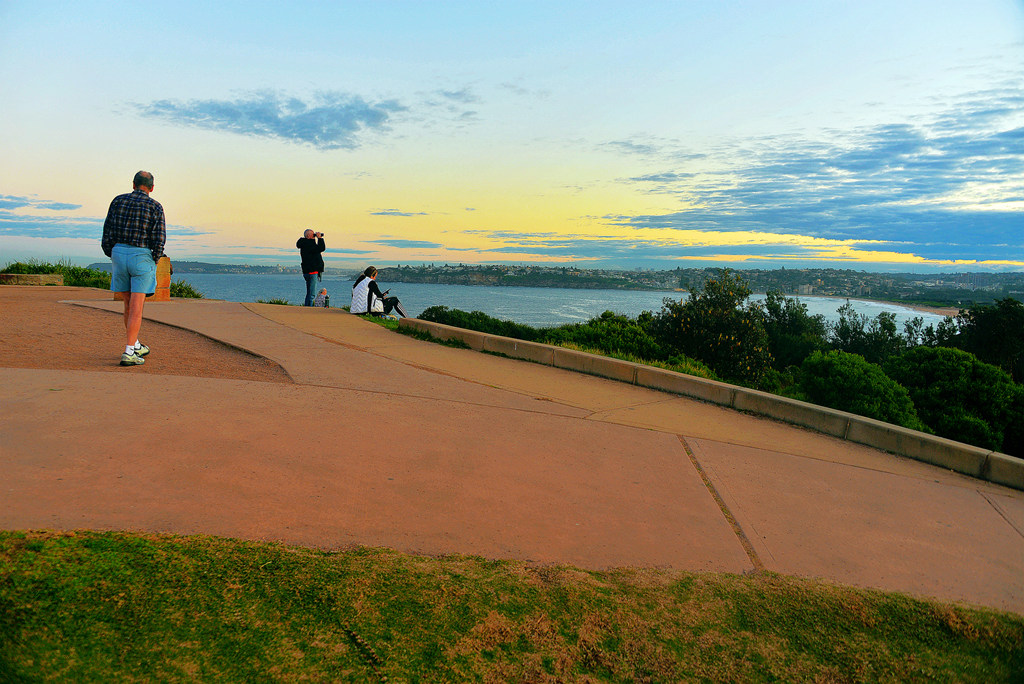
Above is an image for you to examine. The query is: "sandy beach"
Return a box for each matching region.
[806,294,962,319]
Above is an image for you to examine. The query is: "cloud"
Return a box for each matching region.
[0,196,210,240]
[0,197,30,210]
[603,140,661,156]
[37,202,82,211]
[135,91,406,150]
[0,194,95,238]
[415,86,481,125]
[0,213,102,238]
[436,88,479,104]
[369,239,443,249]
[613,85,1024,263]
[474,234,828,261]
[370,209,429,217]
[181,249,372,262]
[0,195,82,211]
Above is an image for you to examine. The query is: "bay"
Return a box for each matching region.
[175,272,950,329]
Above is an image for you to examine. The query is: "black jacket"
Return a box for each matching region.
[296,237,326,274]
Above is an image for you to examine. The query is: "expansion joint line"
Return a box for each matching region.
[678,435,765,572]
[979,490,1024,539]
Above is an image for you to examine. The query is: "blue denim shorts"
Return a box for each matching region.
[110,244,156,294]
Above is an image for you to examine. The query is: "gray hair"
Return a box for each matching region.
[133,171,154,189]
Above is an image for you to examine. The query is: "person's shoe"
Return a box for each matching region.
[134,343,150,356]
[120,351,145,366]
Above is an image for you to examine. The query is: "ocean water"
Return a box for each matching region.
[175,272,950,329]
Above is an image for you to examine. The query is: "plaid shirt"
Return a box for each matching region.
[101,189,166,260]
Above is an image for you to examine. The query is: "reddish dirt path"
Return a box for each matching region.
[0,287,290,383]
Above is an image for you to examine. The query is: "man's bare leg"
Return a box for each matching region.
[124,291,147,348]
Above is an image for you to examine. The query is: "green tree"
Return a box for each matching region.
[762,290,827,369]
[1004,390,1024,458]
[885,346,1021,453]
[799,350,926,431]
[922,316,960,347]
[828,303,905,365]
[652,269,773,386]
[954,298,1024,382]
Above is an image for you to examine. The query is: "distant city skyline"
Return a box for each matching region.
[2,1,1022,272]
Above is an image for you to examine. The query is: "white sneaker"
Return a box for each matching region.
[120,351,145,366]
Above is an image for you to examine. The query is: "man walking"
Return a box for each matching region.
[101,170,166,366]
[296,229,326,306]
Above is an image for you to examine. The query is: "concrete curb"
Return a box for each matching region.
[400,318,1024,491]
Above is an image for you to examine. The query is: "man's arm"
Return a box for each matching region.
[150,203,166,260]
[101,198,117,257]
[317,238,326,252]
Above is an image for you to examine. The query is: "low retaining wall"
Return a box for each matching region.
[399,317,1024,492]
[0,274,64,286]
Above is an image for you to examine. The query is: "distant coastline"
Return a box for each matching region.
[86,261,1021,311]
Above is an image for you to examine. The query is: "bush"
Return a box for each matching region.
[885,346,1022,453]
[417,305,541,341]
[799,350,926,431]
[540,310,664,360]
[1,259,111,289]
[169,280,203,298]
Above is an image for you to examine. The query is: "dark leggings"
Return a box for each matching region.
[382,296,408,318]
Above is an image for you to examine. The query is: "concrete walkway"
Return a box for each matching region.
[3,296,1023,615]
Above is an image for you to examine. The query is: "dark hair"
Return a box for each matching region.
[363,266,377,278]
[133,171,154,189]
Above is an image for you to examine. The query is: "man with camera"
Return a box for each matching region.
[296,228,326,306]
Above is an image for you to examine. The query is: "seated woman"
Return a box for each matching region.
[350,266,409,318]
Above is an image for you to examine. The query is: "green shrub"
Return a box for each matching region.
[1,259,111,288]
[418,305,541,341]
[396,325,471,348]
[553,341,716,381]
[885,346,1022,453]
[540,310,664,360]
[169,279,203,298]
[799,350,926,431]
[256,298,291,305]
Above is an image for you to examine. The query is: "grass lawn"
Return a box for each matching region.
[1,530,1021,682]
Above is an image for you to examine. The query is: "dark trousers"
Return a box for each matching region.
[382,297,408,318]
[303,272,319,306]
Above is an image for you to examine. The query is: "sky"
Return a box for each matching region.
[1,1,1023,273]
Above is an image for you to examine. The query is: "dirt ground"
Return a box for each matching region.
[0,286,291,383]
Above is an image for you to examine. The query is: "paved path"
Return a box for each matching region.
[2,290,1022,615]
